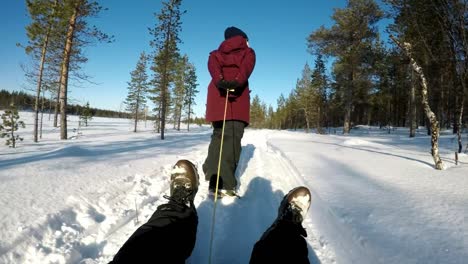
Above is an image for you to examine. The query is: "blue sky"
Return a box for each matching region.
[1,0,366,117]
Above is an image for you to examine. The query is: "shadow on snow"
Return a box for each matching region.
[190,176,321,264]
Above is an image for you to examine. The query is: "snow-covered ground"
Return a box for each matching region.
[0,112,467,264]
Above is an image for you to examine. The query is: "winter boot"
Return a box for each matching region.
[255,186,311,244]
[170,160,199,206]
[277,186,311,224]
[219,189,239,198]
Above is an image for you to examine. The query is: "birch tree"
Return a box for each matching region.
[391,35,444,170]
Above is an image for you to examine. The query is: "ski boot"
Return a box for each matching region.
[169,160,199,206]
[277,186,311,224]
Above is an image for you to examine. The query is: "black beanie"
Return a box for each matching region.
[224,26,248,40]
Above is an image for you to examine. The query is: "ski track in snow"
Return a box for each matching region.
[189,130,334,264]
[268,131,468,264]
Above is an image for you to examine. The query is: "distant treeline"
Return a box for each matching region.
[0,89,131,119]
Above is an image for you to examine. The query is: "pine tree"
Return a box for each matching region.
[79,101,93,127]
[170,55,198,131]
[311,54,328,133]
[1,104,26,148]
[149,0,185,140]
[250,95,267,128]
[266,105,275,129]
[295,63,314,133]
[58,0,112,140]
[387,0,468,138]
[308,0,383,134]
[275,94,286,129]
[184,59,198,131]
[22,0,60,143]
[289,90,301,130]
[125,52,149,132]
[172,55,188,131]
[427,0,467,152]
[149,73,162,133]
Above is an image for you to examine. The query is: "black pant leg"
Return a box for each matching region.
[249,220,310,264]
[203,120,245,190]
[231,120,245,174]
[110,202,198,264]
[203,122,222,182]
[219,120,245,189]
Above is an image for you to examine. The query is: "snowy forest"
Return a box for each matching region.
[1,0,468,263]
[3,0,464,170]
[251,0,468,153]
[9,0,467,148]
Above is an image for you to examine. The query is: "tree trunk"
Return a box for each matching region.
[144,107,147,128]
[177,105,182,131]
[10,115,16,148]
[343,102,352,134]
[417,66,444,169]
[161,76,167,139]
[317,106,323,134]
[54,79,60,127]
[59,2,80,140]
[134,106,139,133]
[40,89,45,139]
[187,101,191,131]
[33,0,58,142]
[409,68,417,137]
[134,95,140,133]
[156,108,161,133]
[457,97,464,153]
[343,71,354,134]
[366,109,371,126]
[391,36,444,169]
[455,68,466,153]
[159,48,170,139]
[48,93,53,121]
[303,109,310,133]
[34,29,51,142]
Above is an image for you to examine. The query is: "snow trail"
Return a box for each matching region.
[189,130,329,264]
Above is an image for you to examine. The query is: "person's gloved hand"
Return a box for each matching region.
[217,80,240,92]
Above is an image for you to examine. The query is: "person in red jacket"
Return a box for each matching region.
[203,26,256,196]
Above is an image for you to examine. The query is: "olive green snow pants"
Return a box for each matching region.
[203,120,245,190]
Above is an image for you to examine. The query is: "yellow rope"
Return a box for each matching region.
[208,89,232,264]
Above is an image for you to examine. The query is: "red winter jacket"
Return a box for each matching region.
[205,36,256,124]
